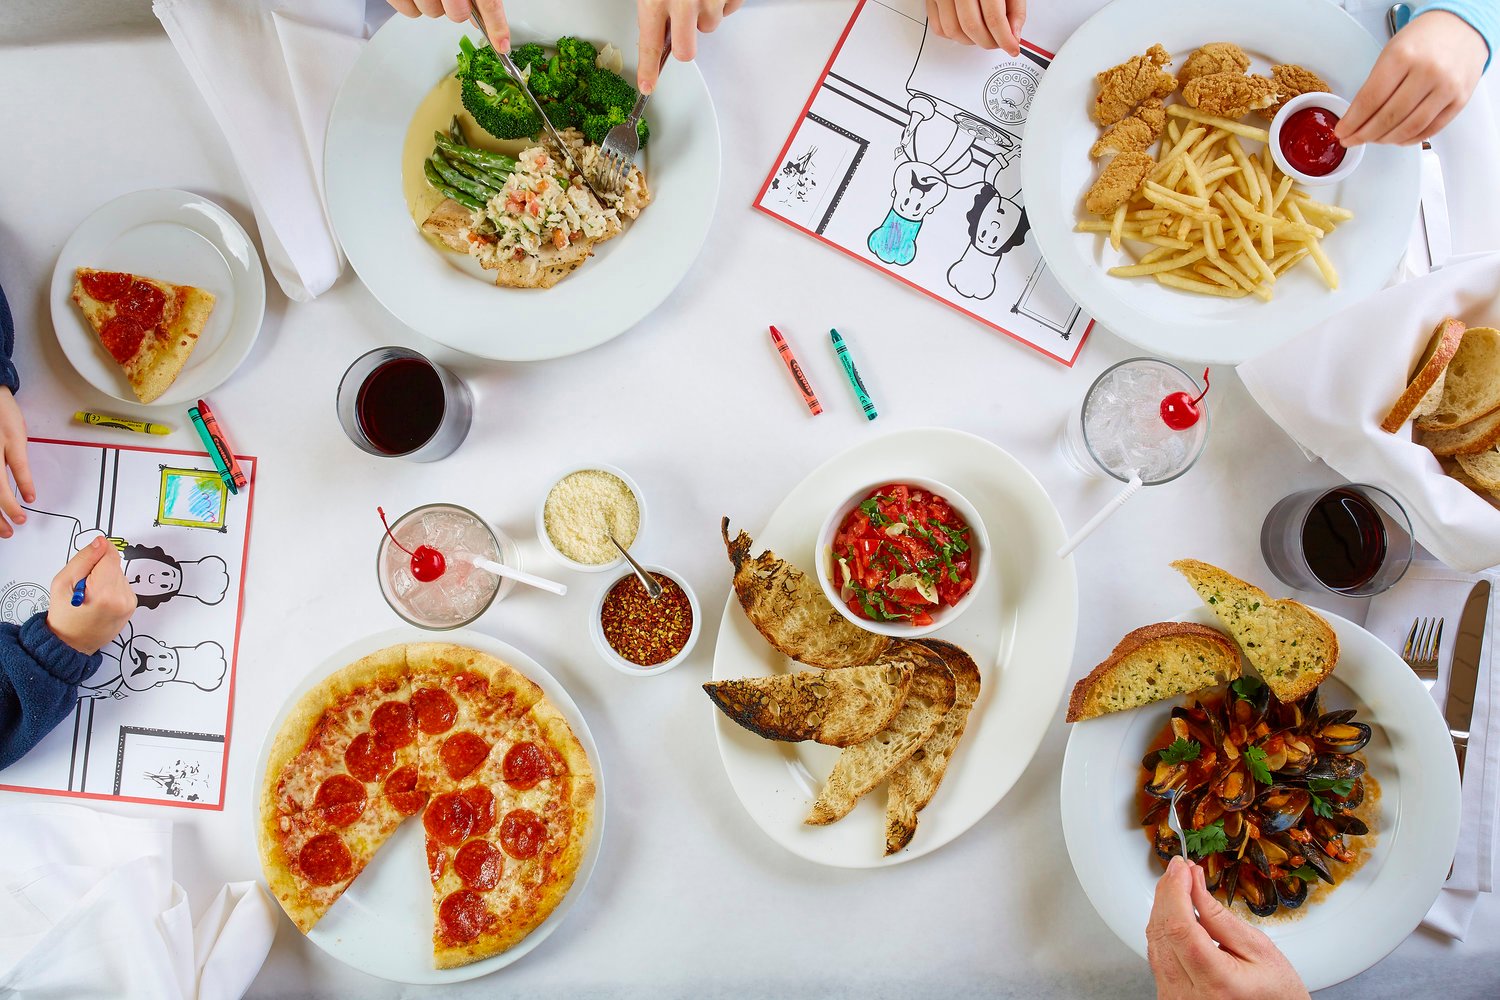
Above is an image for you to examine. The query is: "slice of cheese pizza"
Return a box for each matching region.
[71,267,215,403]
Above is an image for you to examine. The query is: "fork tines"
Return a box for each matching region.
[1402,616,1444,672]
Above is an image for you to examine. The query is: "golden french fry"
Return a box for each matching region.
[1201,220,1220,261]
[1167,104,1270,142]
[1183,154,1208,201]
[1286,201,1339,289]
[1143,189,1215,220]
[1128,209,1172,221]
[1192,263,1240,290]
[1139,246,1175,265]
[1109,248,1207,277]
[1156,271,1249,297]
[1110,203,1127,251]
[1139,234,1197,250]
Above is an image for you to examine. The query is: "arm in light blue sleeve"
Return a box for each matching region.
[1416,1,1499,69]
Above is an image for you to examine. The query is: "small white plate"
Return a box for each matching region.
[711,428,1078,867]
[253,627,605,985]
[325,5,721,361]
[1022,0,1420,365]
[50,189,266,407]
[1060,606,1461,993]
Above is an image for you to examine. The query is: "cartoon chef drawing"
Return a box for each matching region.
[120,545,230,610]
[947,159,1031,300]
[868,97,985,267]
[80,623,227,701]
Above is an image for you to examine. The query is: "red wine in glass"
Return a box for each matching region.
[356,357,446,456]
[1300,487,1388,591]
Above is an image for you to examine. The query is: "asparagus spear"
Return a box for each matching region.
[434,135,517,176]
[428,154,496,204]
[424,160,484,211]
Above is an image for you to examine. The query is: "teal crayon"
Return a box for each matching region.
[830,329,877,421]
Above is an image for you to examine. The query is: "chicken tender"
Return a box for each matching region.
[1183,72,1279,119]
[1085,151,1154,216]
[1090,99,1166,158]
[1094,44,1178,126]
[1263,64,1332,119]
[1178,43,1250,85]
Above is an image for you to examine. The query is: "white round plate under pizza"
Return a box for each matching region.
[49,188,266,407]
[254,628,604,984]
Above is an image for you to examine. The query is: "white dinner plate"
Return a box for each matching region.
[711,428,1079,867]
[253,628,605,985]
[1023,0,1420,365]
[1060,606,1461,992]
[325,6,721,361]
[49,188,266,407]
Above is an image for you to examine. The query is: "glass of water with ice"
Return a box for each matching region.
[377,503,519,629]
[1060,358,1210,485]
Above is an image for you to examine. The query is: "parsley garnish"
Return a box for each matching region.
[1245,746,1272,785]
[1158,738,1201,765]
[1309,793,1335,819]
[1184,819,1228,857]
[1230,676,1263,700]
[1307,777,1355,796]
[858,498,891,527]
[1289,864,1320,882]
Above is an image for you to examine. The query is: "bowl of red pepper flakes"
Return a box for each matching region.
[589,564,702,675]
[814,477,991,639]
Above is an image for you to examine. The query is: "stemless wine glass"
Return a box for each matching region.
[336,347,472,462]
[1260,484,1414,597]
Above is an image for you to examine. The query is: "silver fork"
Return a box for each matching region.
[592,32,671,195]
[1167,788,1189,858]
[1401,616,1443,689]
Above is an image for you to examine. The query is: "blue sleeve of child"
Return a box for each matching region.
[0,280,17,393]
[0,613,101,771]
[1417,1,1498,69]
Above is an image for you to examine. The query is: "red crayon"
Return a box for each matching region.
[195,398,247,490]
[769,326,822,416]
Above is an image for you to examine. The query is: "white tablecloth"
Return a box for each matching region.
[0,1,1497,996]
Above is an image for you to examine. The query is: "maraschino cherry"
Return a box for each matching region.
[378,506,446,582]
[1160,368,1211,431]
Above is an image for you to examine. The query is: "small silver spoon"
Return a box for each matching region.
[611,535,663,599]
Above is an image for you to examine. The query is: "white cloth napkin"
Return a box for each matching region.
[1237,251,1500,573]
[0,802,277,999]
[1364,562,1498,939]
[152,0,366,301]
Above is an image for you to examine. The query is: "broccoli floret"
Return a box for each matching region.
[461,75,541,140]
[581,108,624,146]
[584,69,638,116]
[635,116,649,149]
[545,98,586,131]
[456,35,504,81]
[555,36,598,77]
[510,42,548,72]
[528,57,578,100]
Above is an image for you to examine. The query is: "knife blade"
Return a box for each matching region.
[1420,147,1452,270]
[465,14,601,199]
[1446,579,1490,778]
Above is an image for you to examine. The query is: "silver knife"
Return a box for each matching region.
[1446,579,1490,779]
[466,12,602,198]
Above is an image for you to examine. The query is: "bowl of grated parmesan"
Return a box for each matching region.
[537,464,647,572]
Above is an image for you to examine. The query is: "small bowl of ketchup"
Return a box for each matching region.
[1269,92,1362,187]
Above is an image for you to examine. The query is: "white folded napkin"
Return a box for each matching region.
[0,802,276,999]
[1238,251,1500,573]
[153,0,366,301]
[1364,562,1498,939]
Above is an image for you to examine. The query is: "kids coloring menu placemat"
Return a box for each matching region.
[755,0,1093,365]
[0,438,255,809]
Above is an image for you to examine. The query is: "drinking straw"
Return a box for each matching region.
[1056,471,1145,558]
[464,553,568,596]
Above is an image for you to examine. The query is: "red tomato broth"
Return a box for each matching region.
[830,483,976,626]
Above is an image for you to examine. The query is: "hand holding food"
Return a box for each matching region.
[924,0,1026,58]
[636,0,745,93]
[0,387,32,539]
[1147,856,1311,1000]
[1337,11,1488,147]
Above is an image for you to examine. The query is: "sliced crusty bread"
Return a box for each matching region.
[1171,559,1339,703]
[1065,622,1241,723]
[1381,317,1465,433]
[1418,406,1500,456]
[1456,448,1500,493]
[1450,463,1500,508]
[806,652,956,826]
[702,655,915,748]
[1415,326,1500,431]
[884,640,981,854]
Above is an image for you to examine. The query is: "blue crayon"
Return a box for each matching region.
[70,579,86,607]
[830,329,878,421]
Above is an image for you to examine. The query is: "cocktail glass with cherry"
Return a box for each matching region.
[377,504,519,629]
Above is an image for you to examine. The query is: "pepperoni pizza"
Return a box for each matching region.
[258,643,595,967]
[71,267,215,403]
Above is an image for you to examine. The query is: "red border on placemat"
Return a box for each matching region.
[752,0,1090,367]
[0,437,258,812]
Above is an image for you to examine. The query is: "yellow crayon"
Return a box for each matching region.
[74,411,172,435]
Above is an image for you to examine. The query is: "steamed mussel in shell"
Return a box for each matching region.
[1139,679,1373,918]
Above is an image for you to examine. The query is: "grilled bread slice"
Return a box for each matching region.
[884,640,981,854]
[1415,326,1500,431]
[702,653,916,748]
[1381,317,1465,433]
[1065,622,1240,723]
[806,651,956,826]
[1172,559,1338,703]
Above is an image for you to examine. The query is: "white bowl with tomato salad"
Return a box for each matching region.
[815,479,990,638]
[1269,92,1363,187]
[589,564,701,675]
